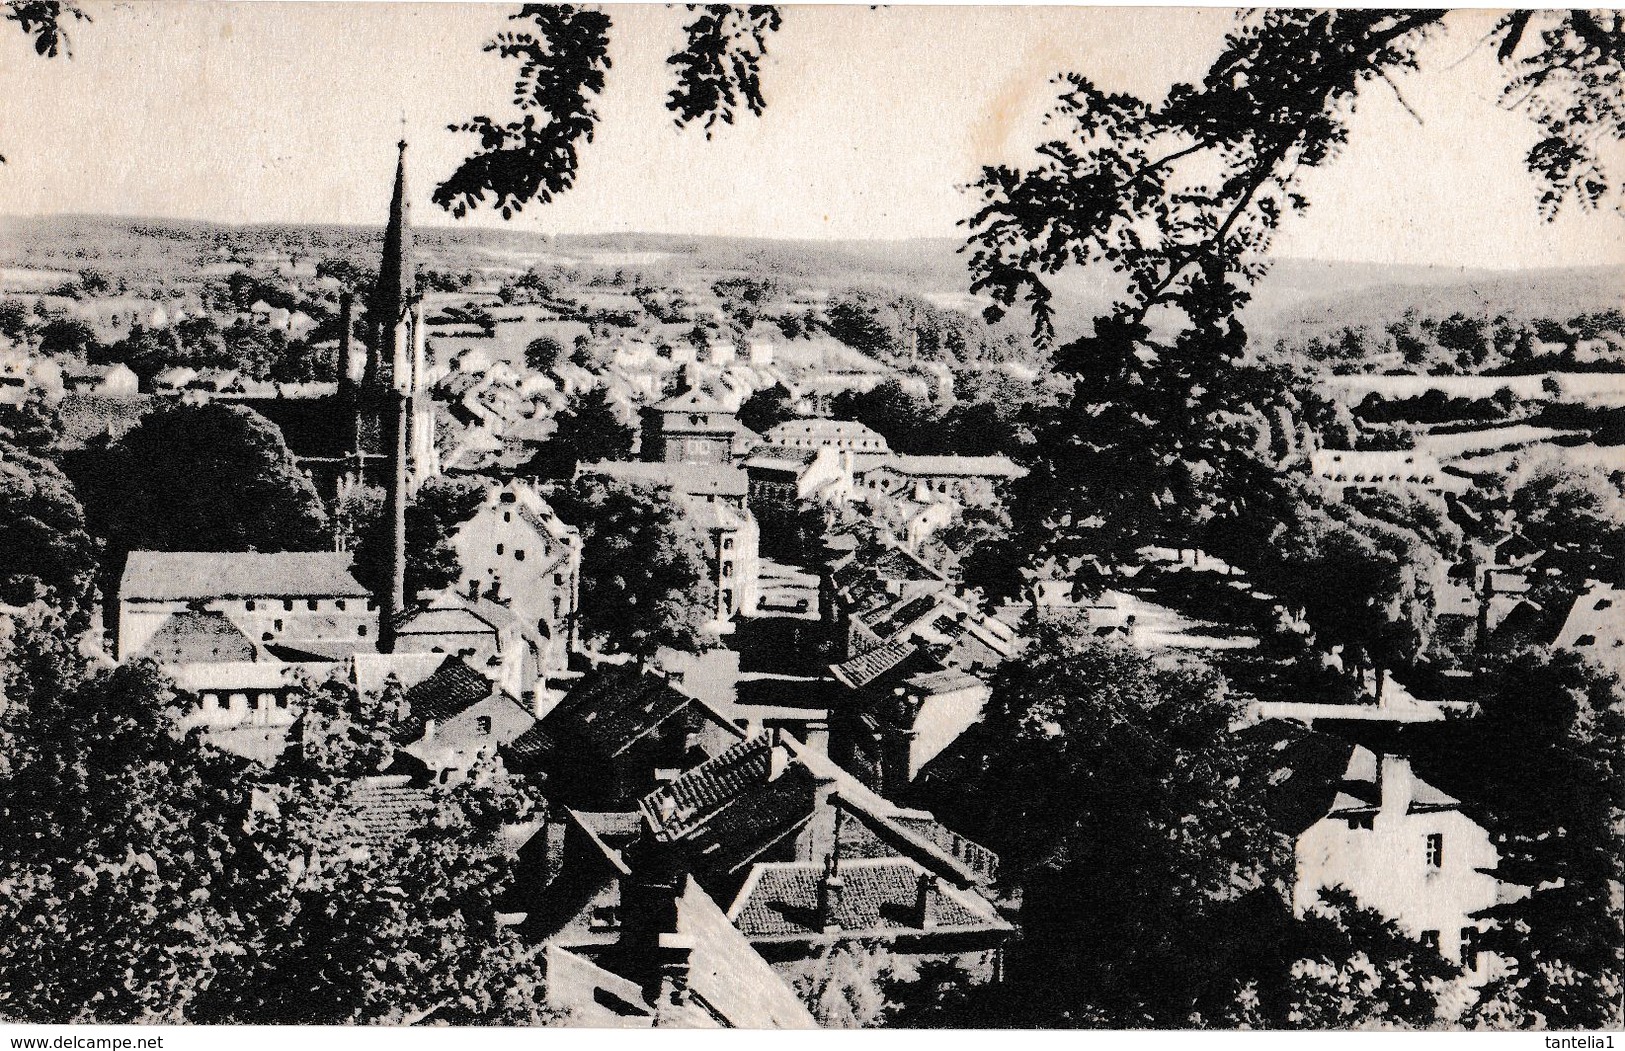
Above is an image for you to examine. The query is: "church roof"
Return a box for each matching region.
[120,551,372,602]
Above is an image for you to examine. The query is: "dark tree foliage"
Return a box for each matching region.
[737,381,796,435]
[549,474,714,654]
[352,475,485,604]
[66,402,329,559]
[436,4,781,218]
[1413,650,1625,1030]
[666,5,782,137]
[0,445,97,628]
[520,386,635,480]
[434,5,613,220]
[0,661,271,1022]
[918,627,1287,1025]
[523,334,566,373]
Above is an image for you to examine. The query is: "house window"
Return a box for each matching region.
[275,694,289,710]
[722,561,734,578]
[336,599,346,611]
[515,549,525,562]
[721,589,734,609]
[358,624,369,637]
[496,544,505,556]
[273,619,283,632]
[504,511,512,523]
[475,716,492,736]
[307,599,319,611]
[1419,930,1440,953]
[722,537,734,551]
[245,600,256,612]
[1346,813,1374,831]
[468,580,480,600]
[1425,833,1443,868]
[1576,634,1597,647]
[283,599,294,611]
[554,573,565,586]
[1460,927,1480,970]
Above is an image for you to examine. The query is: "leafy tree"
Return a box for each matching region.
[1416,649,1625,1030]
[1,1,89,163]
[0,445,97,628]
[523,334,566,374]
[918,626,1285,1026]
[435,4,781,218]
[960,11,1625,607]
[352,475,485,605]
[829,378,943,454]
[66,402,329,560]
[738,381,797,435]
[34,316,97,359]
[0,661,271,1023]
[549,475,714,653]
[521,386,634,481]
[1504,460,1625,611]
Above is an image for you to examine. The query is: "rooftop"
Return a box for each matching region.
[727,857,1008,941]
[580,460,749,499]
[120,551,371,602]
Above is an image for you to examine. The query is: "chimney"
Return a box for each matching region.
[914,870,938,929]
[379,388,409,651]
[1377,754,1416,820]
[337,292,356,397]
[802,718,830,756]
[654,932,696,1020]
[803,770,839,861]
[817,853,845,934]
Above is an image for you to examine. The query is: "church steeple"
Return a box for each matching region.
[365,139,415,391]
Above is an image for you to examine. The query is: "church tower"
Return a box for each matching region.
[359,139,439,650]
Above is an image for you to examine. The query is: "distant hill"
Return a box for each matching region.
[2,215,1620,343]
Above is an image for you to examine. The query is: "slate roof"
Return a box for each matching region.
[640,734,817,874]
[121,551,371,602]
[727,857,1006,941]
[135,610,258,663]
[539,664,693,759]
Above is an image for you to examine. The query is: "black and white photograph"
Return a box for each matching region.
[0,1,1621,1035]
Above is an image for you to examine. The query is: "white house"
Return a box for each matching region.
[1294,748,1516,984]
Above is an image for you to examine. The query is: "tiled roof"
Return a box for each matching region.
[861,594,942,639]
[121,551,371,602]
[642,733,776,841]
[829,639,920,690]
[580,460,749,499]
[502,722,558,764]
[763,419,888,448]
[541,664,693,759]
[343,777,437,850]
[728,857,1005,940]
[396,656,498,741]
[870,546,948,584]
[135,611,258,663]
[881,455,1024,479]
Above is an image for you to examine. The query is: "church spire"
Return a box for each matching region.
[366,139,414,391]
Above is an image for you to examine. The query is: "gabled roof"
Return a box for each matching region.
[654,386,735,415]
[539,663,694,760]
[120,551,371,602]
[135,610,258,663]
[641,733,780,842]
[727,857,1008,942]
[1554,582,1625,666]
[395,656,503,742]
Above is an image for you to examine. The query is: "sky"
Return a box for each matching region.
[1,2,1621,270]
